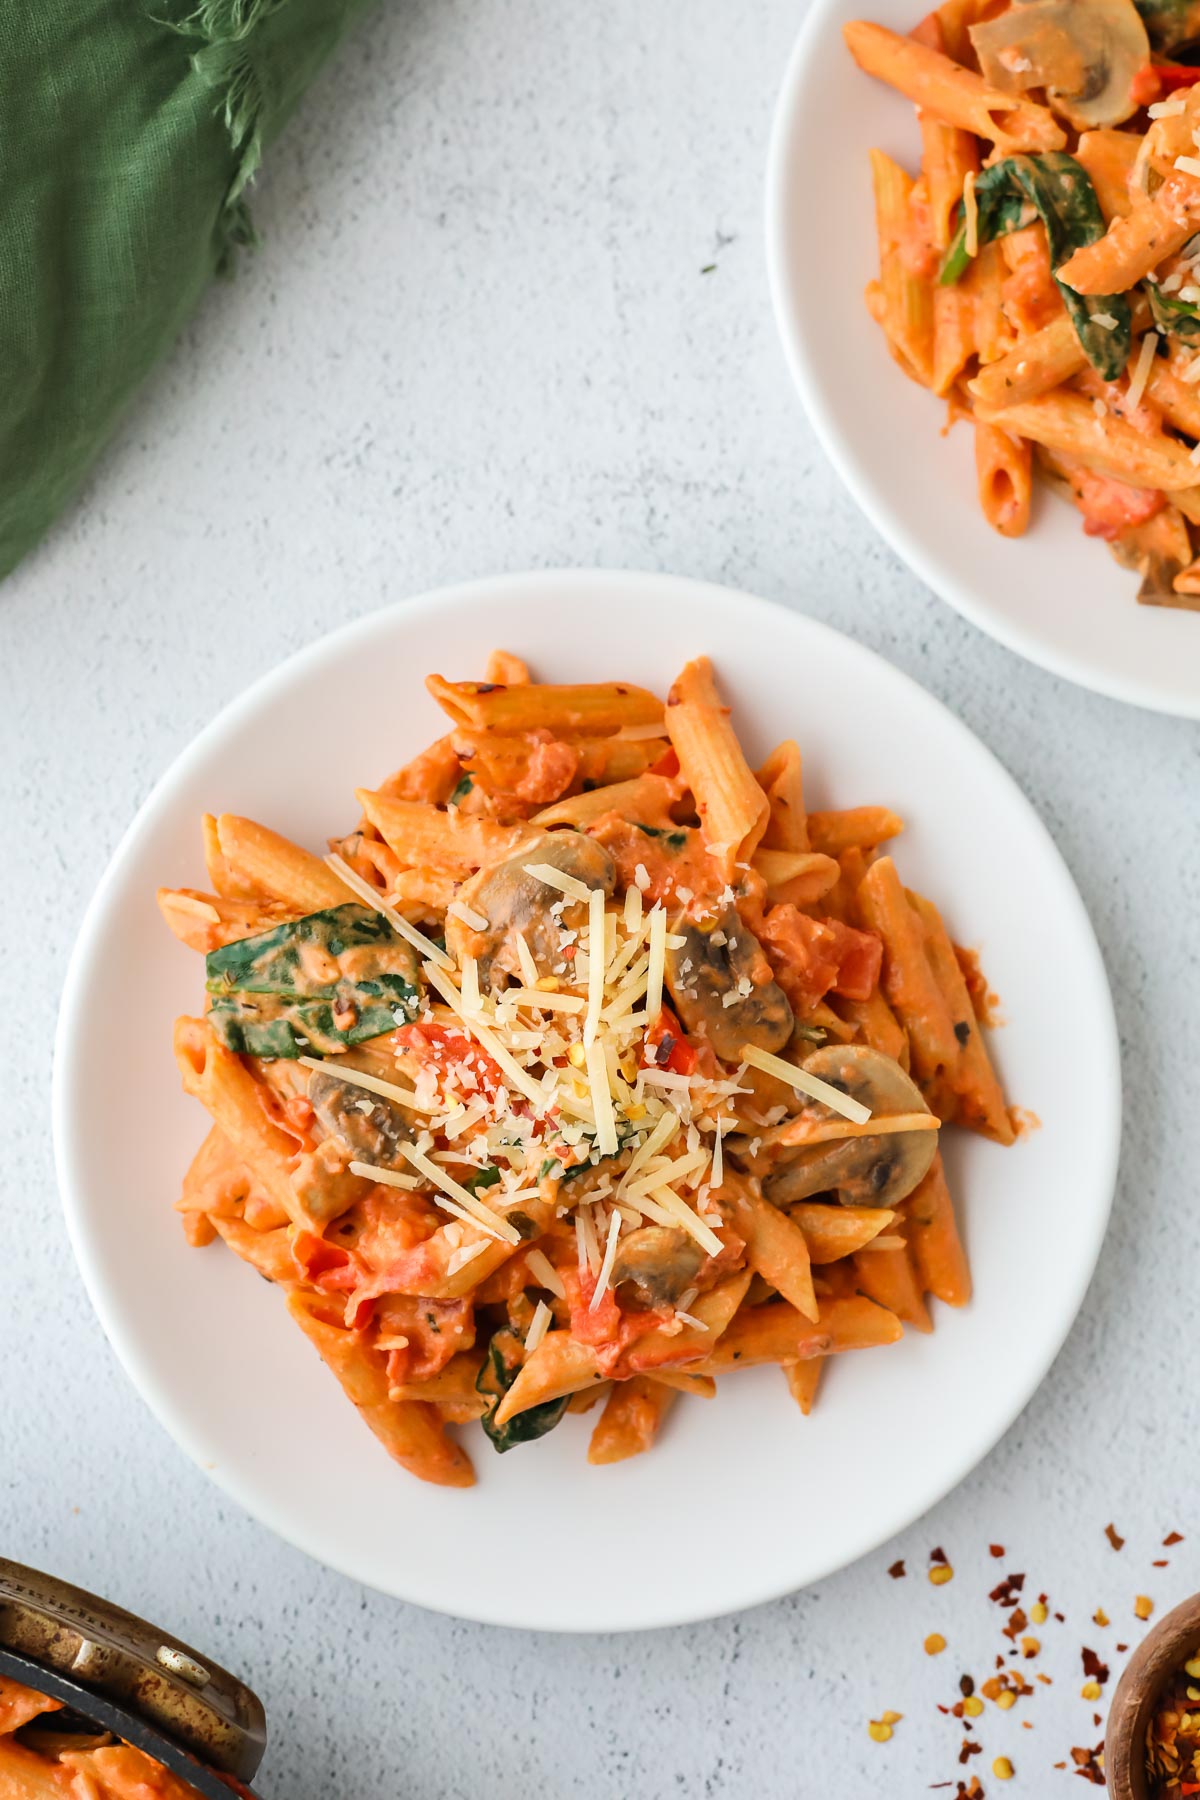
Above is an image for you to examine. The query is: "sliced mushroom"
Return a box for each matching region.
[970,0,1149,130]
[307,1067,411,1170]
[611,1225,704,1310]
[756,1045,938,1209]
[446,830,615,983]
[665,903,793,1063]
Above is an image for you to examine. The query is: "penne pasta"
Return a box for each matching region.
[974,420,1033,538]
[844,22,1066,152]
[426,674,664,735]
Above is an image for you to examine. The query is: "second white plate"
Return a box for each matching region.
[766,0,1200,718]
[54,570,1120,1630]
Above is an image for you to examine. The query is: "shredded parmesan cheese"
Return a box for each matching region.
[1089,312,1119,330]
[1175,155,1200,179]
[963,169,978,259]
[1127,332,1158,412]
[524,1298,552,1352]
[646,904,667,1023]
[588,1207,623,1311]
[325,852,454,970]
[739,1044,872,1124]
[524,1247,565,1297]
[396,1142,521,1243]
[523,861,593,902]
[297,1056,437,1112]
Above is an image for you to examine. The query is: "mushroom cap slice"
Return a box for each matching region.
[761,1045,939,1209]
[969,0,1149,130]
[665,903,793,1063]
[307,1067,412,1170]
[611,1225,704,1310]
[446,829,615,982]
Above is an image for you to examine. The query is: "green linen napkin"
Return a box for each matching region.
[1,0,372,579]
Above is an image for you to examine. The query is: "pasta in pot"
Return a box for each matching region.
[158,651,1013,1481]
[845,0,1200,610]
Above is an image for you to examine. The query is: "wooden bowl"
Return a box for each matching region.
[1106,1593,1200,1799]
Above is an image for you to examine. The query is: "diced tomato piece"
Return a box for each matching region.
[1136,60,1200,105]
[291,1229,358,1291]
[754,905,841,1012]
[393,1021,505,1097]
[1071,468,1165,541]
[648,746,680,779]
[643,1004,698,1075]
[824,917,884,1001]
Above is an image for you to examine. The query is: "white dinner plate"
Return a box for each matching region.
[54,570,1120,1630]
[766,0,1200,718]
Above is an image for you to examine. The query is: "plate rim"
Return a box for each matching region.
[52,567,1123,1630]
[764,0,1200,722]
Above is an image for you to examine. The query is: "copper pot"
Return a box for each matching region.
[0,1558,266,1798]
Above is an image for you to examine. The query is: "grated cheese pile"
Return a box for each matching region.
[319,854,866,1315]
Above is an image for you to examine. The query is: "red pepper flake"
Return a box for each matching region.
[1054,1612,1065,1623]
[958,1739,982,1764]
[1081,1648,1109,1685]
[989,1574,1026,1607]
[1165,1531,1185,1547]
[989,1543,1006,1558]
[960,1675,975,1697]
[1002,1607,1028,1643]
[930,1546,949,1565]
[1116,1643,1129,1652]
[1152,1558,1168,1567]
[1070,1742,1105,1785]
[1104,1523,1125,1551]
[888,1559,906,1579]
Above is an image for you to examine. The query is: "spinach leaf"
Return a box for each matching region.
[941,155,1131,380]
[462,1165,502,1196]
[477,1328,568,1453]
[450,773,473,803]
[205,903,419,1059]
[1147,280,1200,344]
[635,823,688,851]
[1133,0,1200,54]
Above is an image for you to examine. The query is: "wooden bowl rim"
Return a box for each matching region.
[1106,1593,1200,1800]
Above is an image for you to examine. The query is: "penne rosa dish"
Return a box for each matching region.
[158,652,1013,1487]
[845,0,1200,609]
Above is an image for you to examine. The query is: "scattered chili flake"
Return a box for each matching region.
[1002,1607,1028,1643]
[1166,1532,1185,1547]
[963,1696,984,1719]
[1093,1608,1109,1627]
[1144,1647,1200,1796]
[992,1756,1014,1780]
[1105,1523,1125,1551]
[960,1675,976,1697]
[996,1690,1017,1710]
[1081,1681,1101,1701]
[1030,1600,1047,1624]
[1036,1674,1052,1687]
[888,1559,906,1579]
[1070,1741,1106,1785]
[989,1543,1005,1558]
[1020,1636,1040,1658]
[990,1574,1026,1607]
[1136,1595,1155,1621]
[1081,1648,1109,1685]
[958,1738,982,1764]
[930,1564,955,1586]
[1117,1642,1129,1652]
[930,1546,949,1564]
[1154,1559,1169,1568]
[925,1634,947,1656]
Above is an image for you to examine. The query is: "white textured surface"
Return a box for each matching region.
[1,2,1197,1795]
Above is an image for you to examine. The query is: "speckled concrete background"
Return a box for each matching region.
[2,2,1198,1794]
